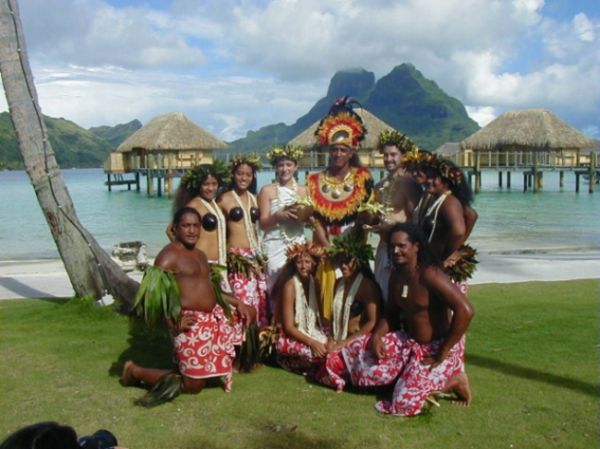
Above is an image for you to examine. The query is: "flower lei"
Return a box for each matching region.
[293,275,327,343]
[415,153,464,186]
[266,145,304,165]
[332,273,364,341]
[286,242,324,261]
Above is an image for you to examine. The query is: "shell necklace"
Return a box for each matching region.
[320,169,354,199]
[198,196,227,265]
[232,190,260,251]
[424,191,451,243]
[332,273,364,341]
[293,275,327,343]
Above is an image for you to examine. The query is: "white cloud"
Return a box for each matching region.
[465,105,497,127]
[11,64,325,140]
[1,0,598,140]
[20,0,205,69]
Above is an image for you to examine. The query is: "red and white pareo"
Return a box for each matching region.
[173,305,236,380]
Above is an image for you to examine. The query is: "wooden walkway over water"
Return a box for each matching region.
[105,149,599,196]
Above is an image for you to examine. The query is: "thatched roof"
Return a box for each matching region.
[116,112,227,152]
[288,108,396,149]
[460,109,595,151]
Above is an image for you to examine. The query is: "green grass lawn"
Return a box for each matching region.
[0,280,597,449]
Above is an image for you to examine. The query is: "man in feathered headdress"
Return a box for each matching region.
[306,97,374,320]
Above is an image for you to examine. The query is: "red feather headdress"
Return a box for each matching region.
[315,97,366,147]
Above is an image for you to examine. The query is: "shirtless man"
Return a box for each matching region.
[324,223,473,415]
[122,207,255,395]
[372,131,421,302]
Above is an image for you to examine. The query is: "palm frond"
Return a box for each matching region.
[133,266,181,326]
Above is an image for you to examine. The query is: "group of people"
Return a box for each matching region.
[122,97,477,417]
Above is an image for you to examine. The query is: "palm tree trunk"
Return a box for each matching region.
[0,0,138,309]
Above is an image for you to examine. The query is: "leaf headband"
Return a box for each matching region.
[377,130,418,154]
[181,160,230,191]
[326,235,374,268]
[266,145,304,165]
[228,153,262,173]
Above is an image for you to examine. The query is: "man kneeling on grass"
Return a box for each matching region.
[121,207,256,406]
[320,223,474,416]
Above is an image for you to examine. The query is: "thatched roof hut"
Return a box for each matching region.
[460,109,595,151]
[288,108,396,149]
[116,112,227,153]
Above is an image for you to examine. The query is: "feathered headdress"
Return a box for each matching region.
[315,96,366,147]
[181,160,230,191]
[266,145,304,166]
[286,242,325,261]
[326,235,374,268]
[228,153,262,173]
[377,130,418,154]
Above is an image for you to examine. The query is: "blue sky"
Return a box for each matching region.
[1,0,598,142]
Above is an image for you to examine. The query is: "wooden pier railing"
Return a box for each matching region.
[104,149,599,196]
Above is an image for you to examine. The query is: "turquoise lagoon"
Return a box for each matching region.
[0,168,598,260]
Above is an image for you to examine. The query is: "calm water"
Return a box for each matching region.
[0,168,598,260]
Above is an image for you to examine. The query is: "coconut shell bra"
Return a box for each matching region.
[229,207,259,223]
[201,213,218,232]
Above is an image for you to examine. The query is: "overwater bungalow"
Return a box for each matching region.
[460,109,596,167]
[459,109,598,192]
[103,112,227,195]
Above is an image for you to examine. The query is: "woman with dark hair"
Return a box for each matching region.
[414,156,478,291]
[325,235,381,347]
[258,146,308,294]
[219,154,269,330]
[168,161,229,270]
[314,235,382,391]
[274,242,328,374]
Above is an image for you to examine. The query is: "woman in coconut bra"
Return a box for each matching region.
[219,154,269,329]
[170,162,229,269]
[258,146,309,295]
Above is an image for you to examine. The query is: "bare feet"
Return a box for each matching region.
[222,373,233,393]
[443,372,472,406]
[121,361,138,386]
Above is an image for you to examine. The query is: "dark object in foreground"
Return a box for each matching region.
[134,373,183,408]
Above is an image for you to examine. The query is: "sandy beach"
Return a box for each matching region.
[0,250,598,300]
